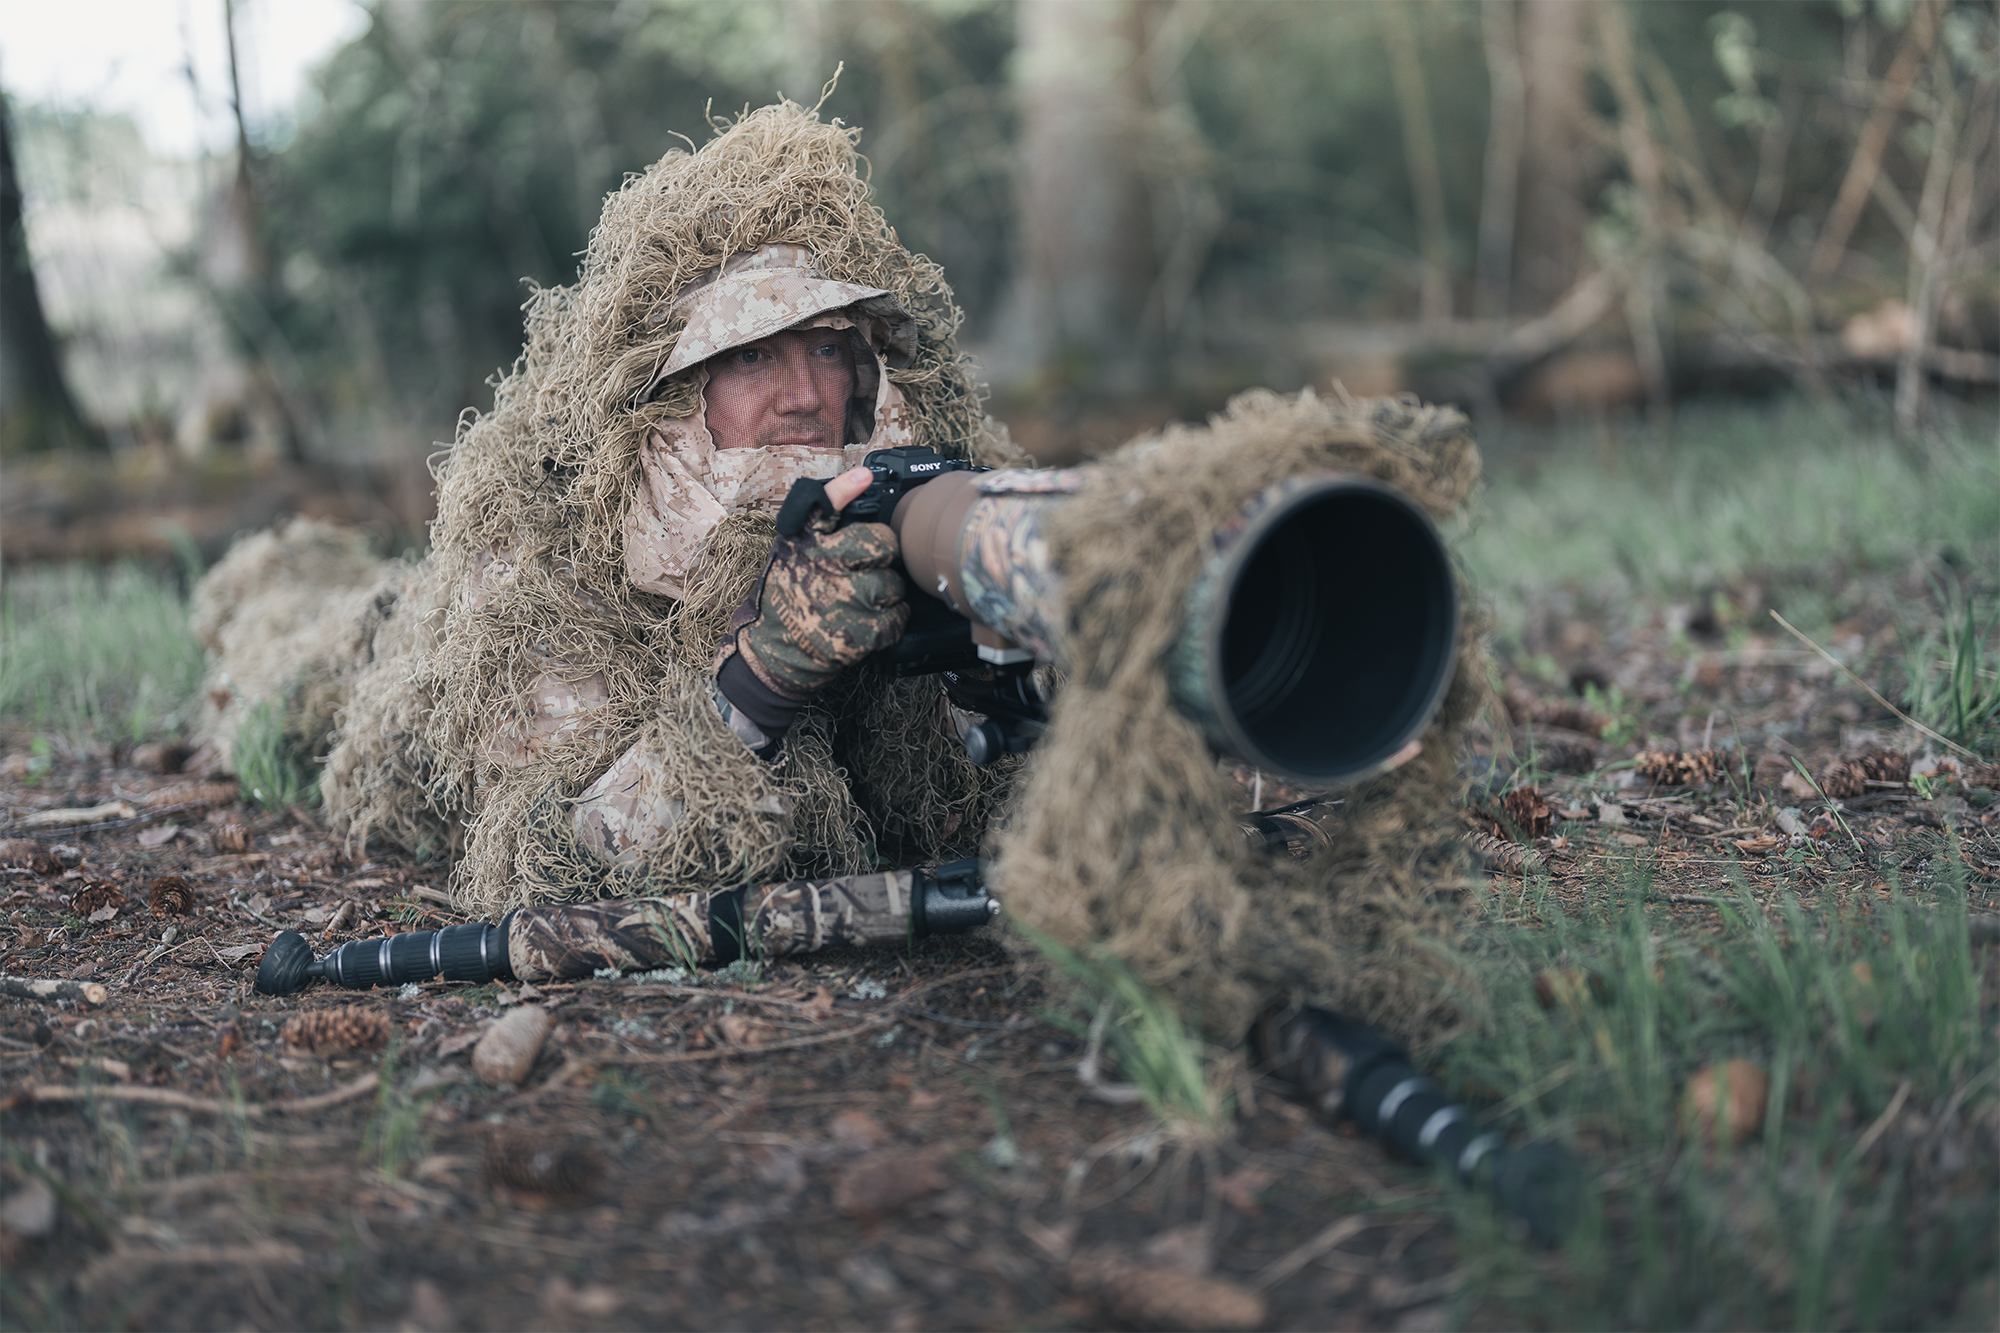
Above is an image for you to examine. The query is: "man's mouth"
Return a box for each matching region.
[759,426,840,448]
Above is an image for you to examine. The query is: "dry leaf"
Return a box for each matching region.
[834,1151,947,1219]
[214,943,263,965]
[437,1029,483,1059]
[714,1013,776,1046]
[1141,1224,1214,1275]
[829,1109,885,1155]
[485,1129,603,1203]
[0,1178,57,1239]
[1217,1164,1276,1216]
[1682,1058,1769,1147]
[1533,968,1610,1010]
[86,905,119,924]
[1064,1250,1267,1332]
[135,823,180,848]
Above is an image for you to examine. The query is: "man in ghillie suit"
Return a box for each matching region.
[314,102,1026,922]
[204,99,1488,1061]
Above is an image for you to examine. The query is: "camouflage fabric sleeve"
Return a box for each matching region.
[504,870,920,981]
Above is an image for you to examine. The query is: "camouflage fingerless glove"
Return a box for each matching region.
[714,518,909,758]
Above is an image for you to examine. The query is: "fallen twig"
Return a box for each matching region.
[1768,611,1976,758]
[607,1017,899,1066]
[1252,1213,1378,1291]
[79,1241,306,1290]
[10,1070,379,1118]
[12,801,137,831]
[1,973,109,1006]
[1851,1078,1912,1160]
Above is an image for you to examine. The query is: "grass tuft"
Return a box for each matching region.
[1019,921,1231,1135]
[231,696,320,810]
[1444,850,1995,1329]
[1465,397,2000,639]
[0,562,207,748]
[1897,583,2000,753]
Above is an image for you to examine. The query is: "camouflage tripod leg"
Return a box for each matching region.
[504,870,922,983]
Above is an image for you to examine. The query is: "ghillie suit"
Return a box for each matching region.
[991,389,1486,1052]
[321,100,1023,915]
[189,519,397,766]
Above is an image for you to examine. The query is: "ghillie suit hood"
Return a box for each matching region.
[990,389,1486,1052]
[324,100,1022,914]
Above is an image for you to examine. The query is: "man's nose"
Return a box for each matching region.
[771,352,824,414]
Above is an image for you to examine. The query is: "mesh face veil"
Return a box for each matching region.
[624,245,921,597]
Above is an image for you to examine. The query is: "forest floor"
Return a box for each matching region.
[2,589,1995,1331]
[2,400,1996,1330]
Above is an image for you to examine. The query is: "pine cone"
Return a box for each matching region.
[213,822,251,853]
[1460,829,1544,875]
[1635,748,1723,786]
[1520,729,1599,774]
[484,1129,603,1202]
[1965,760,2000,789]
[1499,786,1555,837]
[1506,692,1605,737]
[69,881,125,917]
[1818,749,1909,798]
[148,875,196,917]
[282,1006,390,1056]
[1860,749,1911,785]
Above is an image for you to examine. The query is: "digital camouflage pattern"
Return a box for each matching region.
[503,870,923,981]
[719,519,911,703]
[569,740,695,870]
[647,244,915,386]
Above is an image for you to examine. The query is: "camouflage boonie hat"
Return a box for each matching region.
[651,244,917,389]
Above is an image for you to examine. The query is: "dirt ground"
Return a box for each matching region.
[2,581,1996,1331]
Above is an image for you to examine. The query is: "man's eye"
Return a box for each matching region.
[814,341,843,357]
[734,348,764,365]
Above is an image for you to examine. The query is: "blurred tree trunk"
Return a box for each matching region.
[1510,0,1595,314]
[1380,3,1453,324]
[1476,0,1525,321]
[1,96,99,455]
[997,0,1159,397]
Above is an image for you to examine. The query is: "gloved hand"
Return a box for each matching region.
[714,487,908,756]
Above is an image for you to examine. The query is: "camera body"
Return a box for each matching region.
[840,445,981,525]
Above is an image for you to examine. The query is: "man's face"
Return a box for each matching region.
[703,326,857,451]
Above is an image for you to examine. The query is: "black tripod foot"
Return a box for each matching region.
[254,930,315,996]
